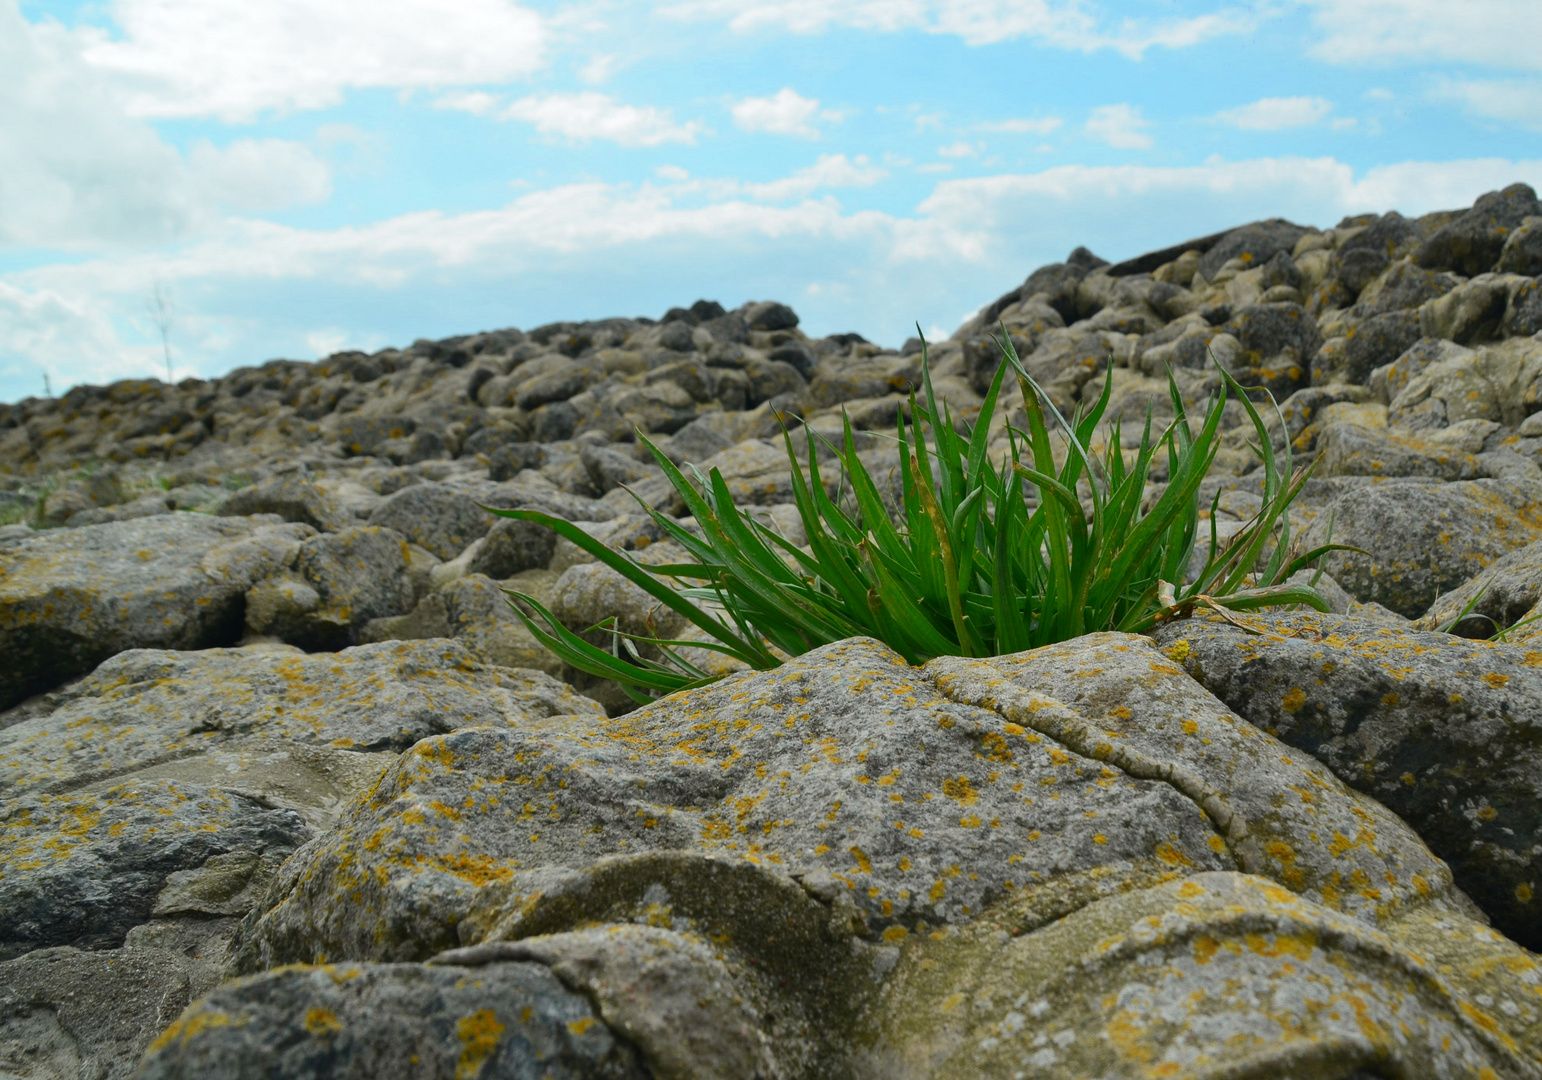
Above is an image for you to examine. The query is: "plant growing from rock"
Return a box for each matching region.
[499,334,1339,701]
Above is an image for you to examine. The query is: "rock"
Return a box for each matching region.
[1497,215,1542,275]
[1504,277,1542,338]
[468,514,558,578]
[1415,182,1541,276]
[1300,478,1542,618]
[219,474,353,532]
[1420,274,1523,345]
[1359,256,1461,313]
[261,526,415,649]
[1316,414,1484,481]
[0,778,309,957]
[1333,210,1421,292]
[367,481,492,560]
[1196,219,1309,281]
[66,492,174,527]
[580,442,656,494]
[485,441,545,481]
[0,639,597,803]
[441,573,563,676]
[1154,611,1542,949]
[1419,532,1542,636]
[1373,336,1474,404]
[137,960,648,1080]
[0,936,229,1080]
[1340,310,1424,385]
[1388,336,1542,430]
[0,514,306,710]
[742,300,799,332]
[549,561,688,641]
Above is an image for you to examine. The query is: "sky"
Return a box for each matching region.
[3,0,1542,403]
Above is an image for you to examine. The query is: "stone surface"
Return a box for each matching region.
[1300,478,1542,617]
[1154,611,1542,949]
[137,960,648,1080]
[367,481,495,560]
[0,514,307,710]
[219,474,353,533]
[0,778,309,957]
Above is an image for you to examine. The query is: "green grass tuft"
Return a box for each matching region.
[498,333,1349,702]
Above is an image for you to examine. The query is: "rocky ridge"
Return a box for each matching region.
[3,184,1542,1077]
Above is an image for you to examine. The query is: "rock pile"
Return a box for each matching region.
[4,184,1542,1077]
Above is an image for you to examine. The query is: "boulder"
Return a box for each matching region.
[1389,336,1542,430]
[256,526,416,649]
[1419,532,1542,637]
[1196,219,1309,281]
[1415,182,1541,276]
[1497,215,1542,275]
[0,514,309,710]
[367,481,493,560]
[219,473,353,532]
[1301,478,1542,617]
[223,635,1536,1077]
[468,514,558,578]
[1154,611,1542,949]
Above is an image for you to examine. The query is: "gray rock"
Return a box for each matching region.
[0,936,228,1080]
[1359,257,1460,313]
[1316,420,1483,481]
[1153,611,1542,949]
[1415,182,1541,276]
[137,960,647,1080]
[442,573,562,676]
[66,492,174,527]
[1333,210,1421,292]
[1504,277,1542,338]
[742,300,799,332]
[0,639,597,802]
[0,514,307,710]
[1497,215,1542,276]
[219,474,353,532]
[271,525,415,649]
[367,481,492,560]
[468,515,558,578]
[1419,532,1542,636]
[1196,219,1308,281]
[1302,478,1542,617]
[0,778,308,957]
[580,443,656,494]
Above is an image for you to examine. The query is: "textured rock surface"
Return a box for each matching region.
[0,514,307,709]
[1153,611,1542,950]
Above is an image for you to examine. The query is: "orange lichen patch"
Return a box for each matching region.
[304,1007,343,1035]
[430,853,517,887]
[147,1008,234,1053]
[456,1010,507,1078]
[940,776,978,806]
[1483,672,1510,689]
[1281,687,1307,713]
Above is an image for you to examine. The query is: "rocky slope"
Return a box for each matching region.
[4,183,1542,1078]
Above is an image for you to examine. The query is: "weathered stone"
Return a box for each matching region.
[468,515,558,578]
[0,639,598,800]
[0,514,307,710]
[138,960,648,1080]
[279,525,416,649]
[219,473,353,532]
[1154,611,1542,949]
[366,481,492,560]
[1420,533,1542,637]
[1415,182,1541,276]
[1300,478,1542,617]
[0,778,308,957]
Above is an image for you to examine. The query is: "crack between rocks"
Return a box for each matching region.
[926,670,1262,877]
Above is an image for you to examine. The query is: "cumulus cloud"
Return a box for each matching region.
[1216,96,1334,131]
[81,0,547,121]
[977,116,1063,135]
[1304,0,1542,70]
[1432,77,1542,132]
[0,2,331,249]
[730,88,840,139]
[661,0,1254,56]
[937,142,978,159]
[739,153,888,200]
[501,93,703,146]
[1084,104,1152,149]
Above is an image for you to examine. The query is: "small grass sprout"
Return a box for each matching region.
[497,331,1348,702]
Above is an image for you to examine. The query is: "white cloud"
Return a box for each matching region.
[656,164,691,180]
[0,4,330,249]
[1305,0,1542,70]
[1215,96,1333,131]
[1084,104,1152,149]
[661,0,1254,56]
[502,93,703,146]
[977,116,1063,135]
[433,91,501,117]
[730,88,838,139]
[83,0,547,121]
[937,141,977,159]
[1433,77,1542,132]
[740,153,888,199]
[188,139,332,212]
[579,53,618,84]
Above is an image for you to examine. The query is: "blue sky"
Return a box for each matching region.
[3,0,1541,403]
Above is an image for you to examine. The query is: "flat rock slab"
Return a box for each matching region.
[137,959,648,1080]
[1153,611,1542,949]
[0,513,311,709]
[0,639,602,801]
